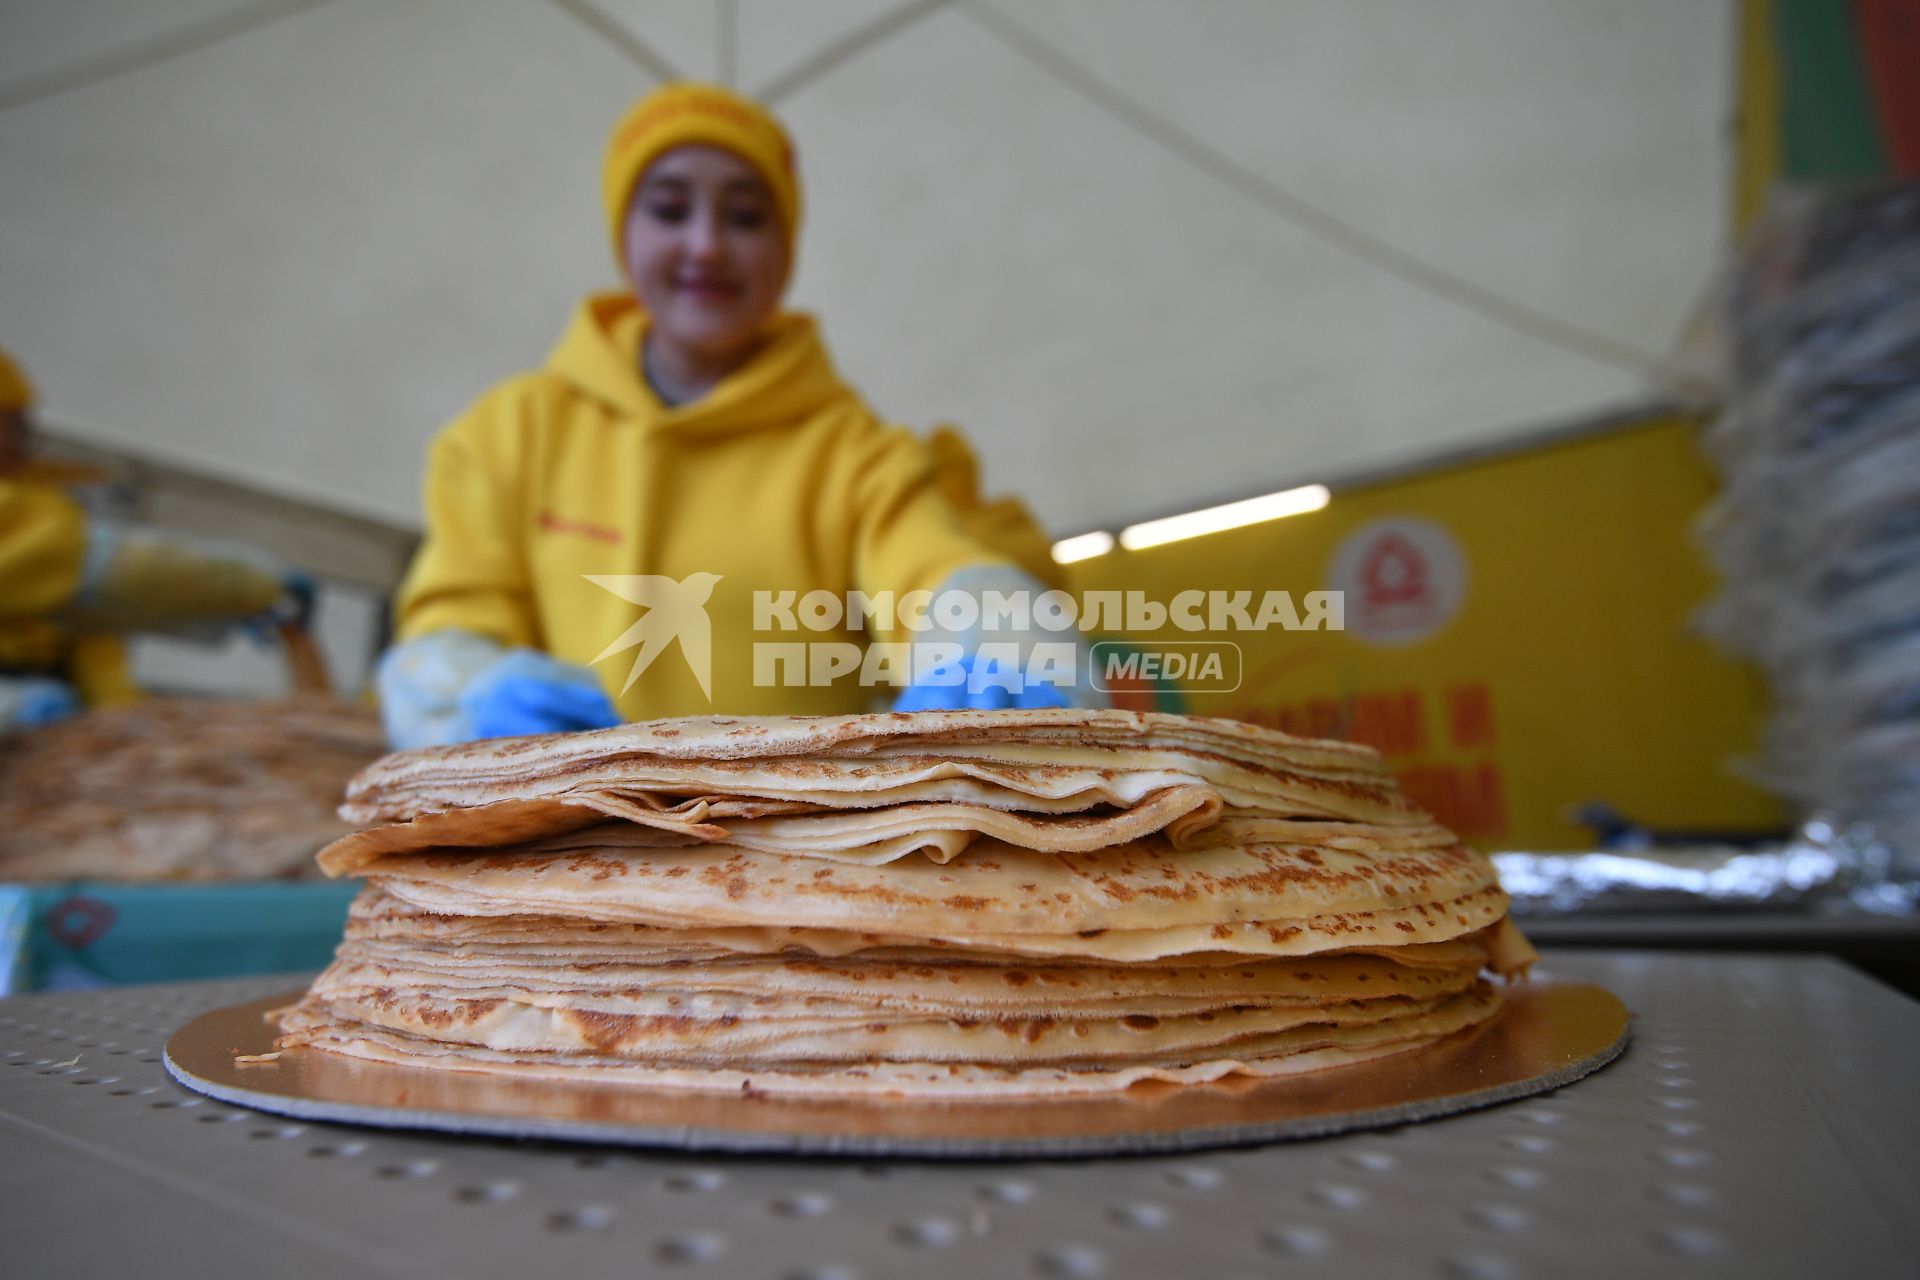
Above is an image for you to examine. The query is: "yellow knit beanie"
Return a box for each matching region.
[0,348,35,411]
[601,81,800,272]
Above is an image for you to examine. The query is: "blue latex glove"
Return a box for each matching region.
[376,630,508,748]
[892,650,1072,713]
[458,649,622,739]
[0,675,81,732]
[896,565,1108,712]
[243,570,318,644]
[271,569,317,629]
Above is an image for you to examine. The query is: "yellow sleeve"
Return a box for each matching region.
[0,476,87,621]
[392,389,540,647]
[846,427,1018,644]
[68,633,140,708]
[926,425,1065,590]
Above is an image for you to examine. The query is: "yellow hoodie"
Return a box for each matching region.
[396,294,1045,719]
[0,466,138,707]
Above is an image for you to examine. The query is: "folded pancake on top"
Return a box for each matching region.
[321,709,1425,873]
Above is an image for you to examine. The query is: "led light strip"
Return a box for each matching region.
[1051,484,1330,563]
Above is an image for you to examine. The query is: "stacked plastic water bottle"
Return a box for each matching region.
[1698,182,1920,873]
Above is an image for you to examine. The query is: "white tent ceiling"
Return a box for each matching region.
[0,0,1730,537]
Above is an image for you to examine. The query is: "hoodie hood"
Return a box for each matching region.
[544,292,853,435]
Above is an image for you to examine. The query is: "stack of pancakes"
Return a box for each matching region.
[0,695,385,881]
[280,710,1535,1097]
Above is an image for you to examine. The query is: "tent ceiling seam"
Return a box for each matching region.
[546,0,682,83]
[961,1,1664,377]
[756,0,956,105]
[0,0,338,115]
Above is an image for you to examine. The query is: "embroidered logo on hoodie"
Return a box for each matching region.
[539,509,622,545]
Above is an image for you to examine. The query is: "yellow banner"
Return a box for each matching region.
[1070,414,1783,850]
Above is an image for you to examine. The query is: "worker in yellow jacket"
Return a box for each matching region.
[0,349,307,730]
[379,82,1100,747]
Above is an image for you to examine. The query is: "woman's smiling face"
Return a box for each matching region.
[623,144,790,366]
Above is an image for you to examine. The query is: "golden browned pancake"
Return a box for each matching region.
[322,709,1424,873]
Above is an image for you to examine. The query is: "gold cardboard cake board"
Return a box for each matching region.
[165,980,1628,1158]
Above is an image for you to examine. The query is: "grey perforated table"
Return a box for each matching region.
[2,952,1917,1280]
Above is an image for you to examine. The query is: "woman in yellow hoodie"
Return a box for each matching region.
[379,83,1097,746]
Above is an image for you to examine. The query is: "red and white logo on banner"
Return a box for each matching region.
[1327,517,1468,647]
